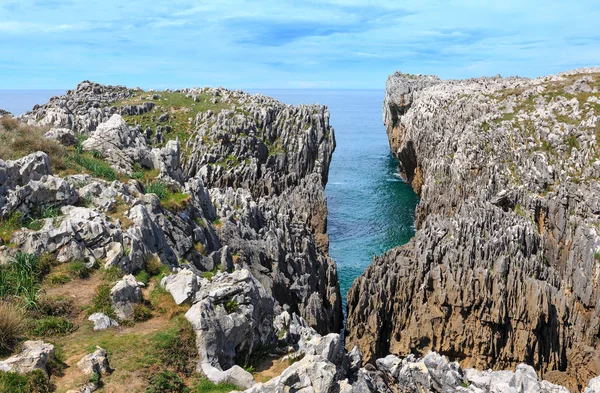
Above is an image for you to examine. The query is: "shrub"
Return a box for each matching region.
[36,296,72,317]
[145,370,188,393]
[145,256,166,277]
[154,316,197,376]
[32,317,73,336]
[133,304,153,322]
[0,369,54,393]
[0,302,26,352]
[89,284,115,319]
[224,300,239,314]
[68,261,92,279]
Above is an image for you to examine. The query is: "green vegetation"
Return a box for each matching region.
[70,153,117,181]
[144,182,191,212]
[215,154,240,170]
[0,253,48,308]
[0,369,53,393]
[594,252,600,263]
[117,91,235,150]
[145,370,187,393]
[133,304,153,322]
[288,352,305,365]
[154,316,197,375]
[67,261,92,279]
[32,316,73,336]
[224,299,239,314]
[88,283,116,319]
[189,377,239,393]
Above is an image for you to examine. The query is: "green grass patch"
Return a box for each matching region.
[32,316,73,336]
[0,369,53,393]
[0,252,46,308]
[70,153,117,181]
[88,283,116,319]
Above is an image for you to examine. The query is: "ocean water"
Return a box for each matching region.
[0,88,419,309]
[254,90,419,308]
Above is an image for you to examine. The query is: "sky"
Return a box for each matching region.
[0,0,599,90]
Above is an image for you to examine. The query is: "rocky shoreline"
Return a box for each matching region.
[346,68,600,392]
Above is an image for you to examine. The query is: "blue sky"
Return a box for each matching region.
[0,0,599,89]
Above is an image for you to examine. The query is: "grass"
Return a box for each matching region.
[0,302,26,352]
[189,376,239,393]
[32,316,73,336]
[88,283,116,319]
[224,299,239,314]
[0,369,53,393]
[144,182,191,212]
[117,91,235,151]
[0,212,25,243]
[0,252,46,308]
[153,315,197,376]
[70,153,117,181]
[145,370,187,393]
[0,117,68,173]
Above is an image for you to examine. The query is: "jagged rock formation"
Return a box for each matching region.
[17,82,341,334]
[346,68,600,391]
[0,81,341,388]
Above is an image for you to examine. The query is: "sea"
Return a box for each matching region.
[0,89,419,311]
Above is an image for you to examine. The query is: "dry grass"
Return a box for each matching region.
[0,117,67,172]
[0,302,26,352]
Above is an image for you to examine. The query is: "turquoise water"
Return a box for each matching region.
[254,90,419,307]
[1,88,419,309]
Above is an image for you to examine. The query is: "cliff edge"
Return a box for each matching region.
[346,68,600,391]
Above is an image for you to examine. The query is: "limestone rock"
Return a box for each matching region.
[44,127,76,146]
[185,269,274,370]
[88,313,119,331]
[161,269,201,305]
[201,363,254,390]
[110,274,142,320]
[77,346,111,375]
[0,341,55,375]
[346,68,600,391]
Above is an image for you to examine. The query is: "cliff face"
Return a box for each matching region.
[346,69,600,390]
[10,81,342,335]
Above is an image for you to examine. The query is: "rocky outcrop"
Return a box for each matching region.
[110,274,142,320]
[17,82,342,334]
[346,68,600,391]
[0,341,55,375]
[77,346,111,376]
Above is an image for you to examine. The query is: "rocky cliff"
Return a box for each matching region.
[0,81,348,391]
[346,68,600,391]
[14,82,342,334]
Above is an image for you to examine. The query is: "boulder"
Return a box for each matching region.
[1,175,79,217]
[243,355,338,393]
[88,312,119,331]
[201,363,254,390]
[77,346,111,375]
[161,269,201,305]
[82,114,149,173]
[185,269,274,370]
[110,275,142,320]
[0,340,55,374]
[44,127,76,146]
[4,151,51,186]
